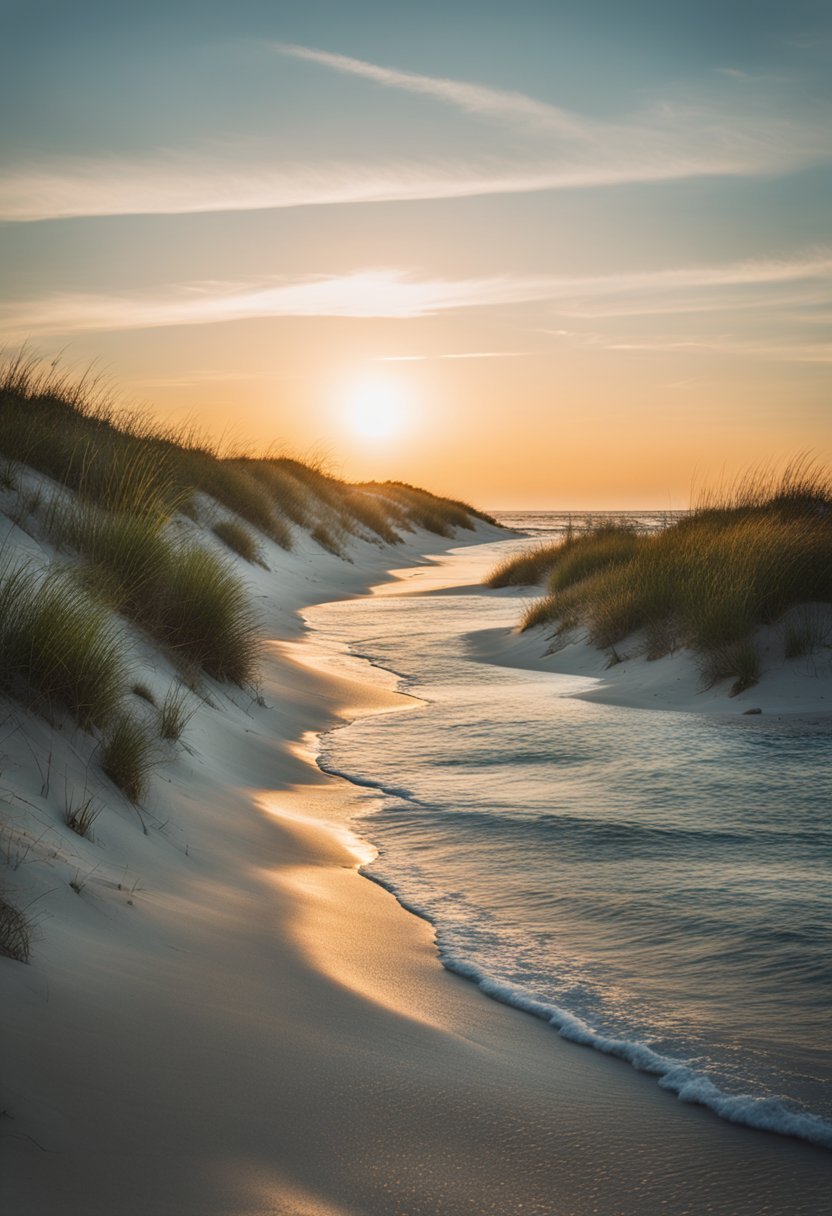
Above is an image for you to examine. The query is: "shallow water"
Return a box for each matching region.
[305,520,832,1149]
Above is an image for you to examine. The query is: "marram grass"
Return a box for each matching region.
[212,518,263,564]
[47,496,259,683]
[0,562,126,726]
[1,354,488,549]
[492,464,832,693]
[100,712,157,803]
[0,892,31,963]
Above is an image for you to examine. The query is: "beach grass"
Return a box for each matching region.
[46,494,259,683]
[494,463,832,690]
[0,563,127,727]
[1,354,488,549]
[360,481,495,536]
[64,793,101,840]
[100,712,157,803]
[158,685,195,742]
[0,892,31,963]
[154,546,259,683]
[212,518,263,564]
[0,351,491,719]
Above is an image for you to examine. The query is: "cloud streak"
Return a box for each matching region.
[1,253,829,345]
[2,45,829,223]
[377,351,528,362]
[277,43,585,135]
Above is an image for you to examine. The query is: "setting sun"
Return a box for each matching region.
[343,377,409,441]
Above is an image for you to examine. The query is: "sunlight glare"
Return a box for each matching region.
[344,378,408,441]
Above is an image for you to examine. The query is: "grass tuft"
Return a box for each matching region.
[311,522,346,556]
[46,493,258,683]
[0,562,126,727]
[100,713,156,803]
[64,793,101,840]
[783,605,831,659]
[153,546,259,682]
[212,518,262,564]
[0,892,31,963]
[158,685,195,741]
[701,639,761,697]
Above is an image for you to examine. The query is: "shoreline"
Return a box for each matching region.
[3,534,830,1214]
[298,548,832,1154]
[466,612,832,719]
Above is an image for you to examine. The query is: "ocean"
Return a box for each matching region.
[304,512,832,1149]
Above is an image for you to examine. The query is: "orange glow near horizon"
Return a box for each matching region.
[102,322,830,513]
[5,19,829,514]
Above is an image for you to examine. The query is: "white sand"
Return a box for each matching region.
[2,515,830,1215]
[469,597,832,717]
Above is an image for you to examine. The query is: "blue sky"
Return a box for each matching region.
[1,0,830,505]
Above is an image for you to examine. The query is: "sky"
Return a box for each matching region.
[2,1,831,508]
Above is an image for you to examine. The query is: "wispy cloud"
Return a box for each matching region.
[277,43,584,135]
[0,270,554,337]
[377,351,527,362]
[2,153,774,224]
[2,44,828,223]
[2,253,829,342]
[602,335,832,363]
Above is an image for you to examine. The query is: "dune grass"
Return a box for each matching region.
[783,605,832,659]
[240,460,314,527]
[46,492,259,683]
[0,892,31,963]
[0,562,127,726]
[494,464,832,692]
[360,481,493,536]
[158,685,195,742]
[1,355,488,551]
[487,540,567,589]
[64,793,101,840]
[100,712,157,803]
[212,518,263,564]
[1,351,491,707]
[155,546,258,681]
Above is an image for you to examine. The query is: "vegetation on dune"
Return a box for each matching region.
[0,353,495,961]
[0,350,490,760]
[487,522,638,589]
[100,712,157,803]
[490,463,832,693]
[46,494,259,683]
[0,892,31,963]
[0,563,127,726]
[359,481,497,536]
[158,685,195,742]
[64,792,101,840]
[212,518,263,565]
[155,546,258,682]
[1,354,488,547]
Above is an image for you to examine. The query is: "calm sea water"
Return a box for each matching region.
[305,512,832,1149]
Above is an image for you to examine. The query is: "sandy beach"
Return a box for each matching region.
[3,530,830,1216]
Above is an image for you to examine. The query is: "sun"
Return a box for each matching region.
[343,377,409,441]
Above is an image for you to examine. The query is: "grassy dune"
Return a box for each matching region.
[0,353,490,809]
[488,464,832,693]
